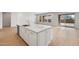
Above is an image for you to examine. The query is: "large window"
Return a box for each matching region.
[59,13,75,27]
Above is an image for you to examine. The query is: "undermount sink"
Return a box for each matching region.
[22,25,29,26]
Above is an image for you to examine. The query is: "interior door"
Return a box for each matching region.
[3,12,11,27]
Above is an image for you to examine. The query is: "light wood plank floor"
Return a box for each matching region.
[0,27,79,46]
[49,26,79,46]
[0,27,27,46]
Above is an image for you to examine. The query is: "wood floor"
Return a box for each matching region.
[0,27,27,46]
[49,26,79,46]
[0,27,79,46]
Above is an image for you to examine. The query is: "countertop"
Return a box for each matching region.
[23,24,52,33]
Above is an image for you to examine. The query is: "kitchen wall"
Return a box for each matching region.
[36,12,79,27]
[11,12,17,27]
[11,12,36,27]
[51,13,59,26]
[36,13,59,26]
[1,12,79,29]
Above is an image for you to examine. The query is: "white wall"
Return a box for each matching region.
[11,12,17,27]
[0,12,2,29]
[10,12,79,28]
[3,12,79,28]
[16,12,27,25]
[11,12,36,27]
[51,14,59,26]
[28,12,36,25]
[0,12,41,28]
[75,13,79,28]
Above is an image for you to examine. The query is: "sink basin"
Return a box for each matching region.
[22,25,29,26]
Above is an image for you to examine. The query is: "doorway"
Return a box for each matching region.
[2,12,11,28]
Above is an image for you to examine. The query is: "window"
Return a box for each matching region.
[59,13,75,27]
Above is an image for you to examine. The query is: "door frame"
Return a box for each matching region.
[2,12,11,28]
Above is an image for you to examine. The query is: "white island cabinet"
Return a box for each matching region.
[19,24,52,46]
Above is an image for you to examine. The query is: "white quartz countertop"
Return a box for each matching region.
[24,24,51,33]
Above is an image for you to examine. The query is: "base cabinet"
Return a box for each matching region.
[19,26,52,46]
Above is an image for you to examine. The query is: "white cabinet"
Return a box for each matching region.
[28,30,37,45]
[19,24,52,46]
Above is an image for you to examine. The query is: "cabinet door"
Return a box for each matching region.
[28,30,37,46]
[45,29,52,45]
[38,31,46,46]
[19,27,29,43]
[38,29,52,46]
[23,29,30,45]
[19,27,25,39]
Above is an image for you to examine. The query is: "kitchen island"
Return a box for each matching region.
[19,24,52,46]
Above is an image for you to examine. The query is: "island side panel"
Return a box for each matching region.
[38,28,52,46]
[27,29,37,46]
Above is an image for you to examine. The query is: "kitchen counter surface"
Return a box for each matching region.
[24,24,52,33]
